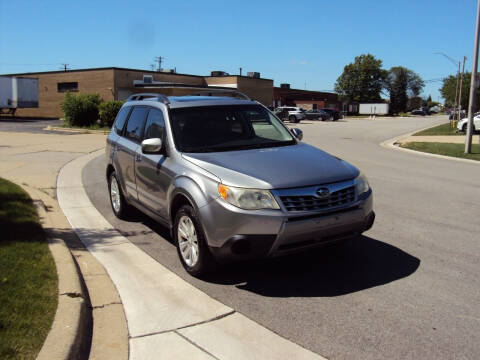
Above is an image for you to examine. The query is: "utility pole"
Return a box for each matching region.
[154,56,164,72]
[150,64,155,71]
[60,63,69,71]
[239,67,242,76]
[454,61,460,122]
[457,56,467,122]
[466,0,480,153]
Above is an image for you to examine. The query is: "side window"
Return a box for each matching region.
[113,106,131,134]
[143,108,165,140]
[125,107,148,142]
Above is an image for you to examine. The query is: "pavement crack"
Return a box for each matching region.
[130,310,236,340]
[174,330,221,360]
[91,301,122,309]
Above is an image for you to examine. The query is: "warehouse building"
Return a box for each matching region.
[3,67,339,118]
[3,67,274,118]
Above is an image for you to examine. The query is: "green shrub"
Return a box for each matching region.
[99,100,124,127]
[61,92,101,127]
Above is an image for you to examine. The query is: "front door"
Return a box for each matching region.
[135,107,170,220]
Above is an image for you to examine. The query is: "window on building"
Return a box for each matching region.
[57,82,78,92]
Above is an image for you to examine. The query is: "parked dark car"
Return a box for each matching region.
[305,109,329,121]
[320,108,342,121]
[411,109,426,116]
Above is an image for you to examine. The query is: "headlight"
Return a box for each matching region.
[218,184,280,210]
[355,173,370,196]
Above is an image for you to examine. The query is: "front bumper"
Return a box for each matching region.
[200,190,374,262]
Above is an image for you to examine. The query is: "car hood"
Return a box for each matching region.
[182,143,359,189]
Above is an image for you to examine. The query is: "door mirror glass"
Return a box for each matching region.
[141,138,163,154]
[291,128,303,141]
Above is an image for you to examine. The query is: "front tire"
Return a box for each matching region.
[108,171,130,219]
[174,205,213,276]
[289,115,297,123]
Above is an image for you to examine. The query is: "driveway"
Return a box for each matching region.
[82,115,480,359]
[0,117,64,134]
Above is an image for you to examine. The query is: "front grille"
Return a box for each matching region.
[280,186,355,212]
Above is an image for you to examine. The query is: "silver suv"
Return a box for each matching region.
[274,106,306,123]
[106,92,374,276]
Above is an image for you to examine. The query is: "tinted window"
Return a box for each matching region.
[143,108,165,140]
[113,106,131,134]
[57,82,78,92]
[170,105,295,152]
[125,107,148,142]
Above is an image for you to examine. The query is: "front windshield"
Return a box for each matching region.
[170,105,296,153]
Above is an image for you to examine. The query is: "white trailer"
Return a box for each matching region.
[359,103,389,115]
[0,76,38,115]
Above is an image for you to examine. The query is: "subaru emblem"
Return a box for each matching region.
[316,187,330,198]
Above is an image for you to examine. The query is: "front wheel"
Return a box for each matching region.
[174,205,214,276]
[289,115,298,123]
[462,124,467,132]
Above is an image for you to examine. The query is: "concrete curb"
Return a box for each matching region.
[58,149,326,359]
[23,186,90,360]
[380,126,480,165]
[45,126,110,134]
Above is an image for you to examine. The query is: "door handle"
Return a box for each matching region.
[135,155,142,162]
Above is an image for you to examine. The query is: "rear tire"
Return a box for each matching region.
[174,205,214,277]
[108,171,131,219]
[289,115,297,123]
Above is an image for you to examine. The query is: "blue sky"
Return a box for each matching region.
[0,0,478,101]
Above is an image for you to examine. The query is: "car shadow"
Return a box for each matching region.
[201,235,420,297]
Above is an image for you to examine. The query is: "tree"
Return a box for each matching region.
[385,66,424,113]
[334,54,388,102]
[440,72,480,110]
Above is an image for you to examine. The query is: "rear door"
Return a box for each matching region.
[134,107,170,219]
[115,106,148,201]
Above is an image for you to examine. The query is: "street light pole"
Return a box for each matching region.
[434,52,461,122]
[466,0,480,153]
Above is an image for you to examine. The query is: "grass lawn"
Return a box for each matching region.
[413,122,461,136]
[0,178,57,360]
[400,142,480,161]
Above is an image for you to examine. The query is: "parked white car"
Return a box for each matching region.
[274,106,306,123]
[457,115,480,132]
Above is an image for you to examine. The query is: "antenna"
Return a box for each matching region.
[154,56,165,72]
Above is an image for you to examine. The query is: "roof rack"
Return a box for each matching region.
[132,83,251,101]
[127,93,170,104]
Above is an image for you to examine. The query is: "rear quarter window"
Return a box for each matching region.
[113,106,131,134]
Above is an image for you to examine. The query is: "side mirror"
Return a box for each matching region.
[291,128,303,141]
[141,138,163,154]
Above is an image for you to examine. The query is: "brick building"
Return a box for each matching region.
[3,67,340,118]
[3,67,274,118]
[273,85,340,110]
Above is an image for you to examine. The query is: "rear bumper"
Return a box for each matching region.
[201,191,374,262]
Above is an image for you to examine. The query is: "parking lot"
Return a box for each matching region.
[80,114,480,359]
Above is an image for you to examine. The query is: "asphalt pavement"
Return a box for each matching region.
[82,115,480,360]
[0,117,64,134]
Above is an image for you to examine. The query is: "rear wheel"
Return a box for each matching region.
[108,171,130,219]
[289,115,298,123]
[174,205,214,276]
[462,124,467,132]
